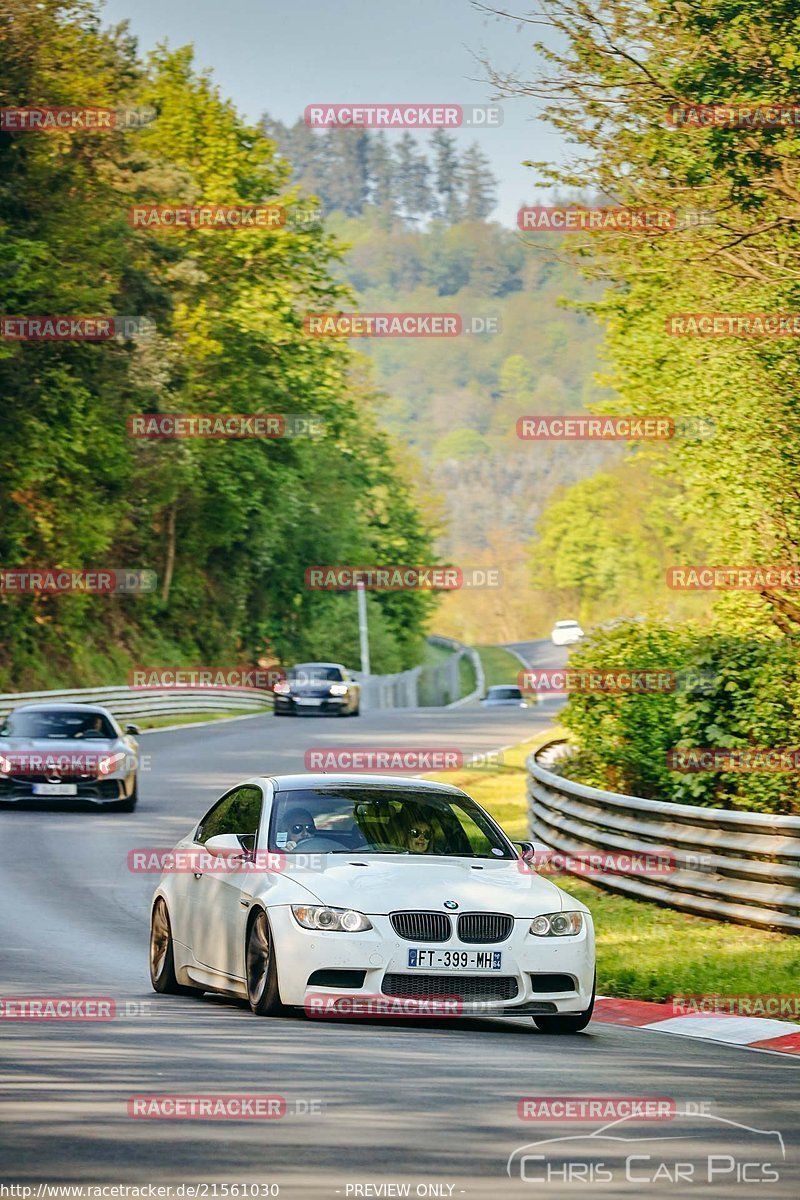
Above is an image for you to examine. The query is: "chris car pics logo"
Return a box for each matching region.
[507,1113,784,1186]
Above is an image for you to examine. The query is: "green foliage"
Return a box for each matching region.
[560,620,800,813]
[482,0,800,803]
[531,461,708,625]
[0,3,437,686]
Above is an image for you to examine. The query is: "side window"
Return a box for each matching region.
[196,786,264,846]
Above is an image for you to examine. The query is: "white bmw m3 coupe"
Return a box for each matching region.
[149,774,596,1032]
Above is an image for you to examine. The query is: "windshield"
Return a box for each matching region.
[269,786,515,859]
[1,710,117,739]
[288,665,343,683]
[488,687,523,700]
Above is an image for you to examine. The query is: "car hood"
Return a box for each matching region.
[281,855,567,917]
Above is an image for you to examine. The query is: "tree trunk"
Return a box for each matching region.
[161,502,176,604]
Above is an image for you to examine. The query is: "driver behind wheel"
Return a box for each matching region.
[282,807,317,850]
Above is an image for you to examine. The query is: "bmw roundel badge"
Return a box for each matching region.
[443,900,459,910]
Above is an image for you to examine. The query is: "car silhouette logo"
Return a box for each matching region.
[443,900,459,910]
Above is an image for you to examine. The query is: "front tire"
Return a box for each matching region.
[113,777,138,813]
[150,898,203,996]
[246,909,288,1016]
[533,976,595,1034]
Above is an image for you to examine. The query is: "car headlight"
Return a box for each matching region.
[98,752,128,775]
[530,911,583,937]
[291,904,372,932]
[328,683,348,696]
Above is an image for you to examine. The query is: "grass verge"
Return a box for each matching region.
[475,644,524,689]
[423,639,477,701]
[425,731,800,1005]
[136,708,270,731]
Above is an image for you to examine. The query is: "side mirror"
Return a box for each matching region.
[204,833,251,860]
[515,841,536,864]
[125,723,140,736]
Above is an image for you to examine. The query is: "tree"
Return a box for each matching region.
[461,144,496,220]
[395,132,433,223]
[431,130,463,223]
[0,7,438,685]
[366,131,397,219]
[323,128,370,215]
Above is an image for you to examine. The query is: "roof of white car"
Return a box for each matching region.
[10,701,113,714]
[260,773,467,794]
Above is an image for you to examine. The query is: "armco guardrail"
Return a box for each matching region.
[427,635,484,707]
[0,685,272,725]
[354,635,483,711]
[528,740,800,934]
[0,635,482,723]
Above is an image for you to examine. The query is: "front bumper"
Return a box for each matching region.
[268,906,595,1016]
[0,776,132,804]
[274,695,348,714]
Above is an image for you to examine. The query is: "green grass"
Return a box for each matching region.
[422,639,477,702]
[425,728,800,1006]
[136,708,269,731]
[475,643,524,689]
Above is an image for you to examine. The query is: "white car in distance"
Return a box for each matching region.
[550,620,585,646]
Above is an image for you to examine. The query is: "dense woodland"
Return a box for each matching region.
[0,1,438,686]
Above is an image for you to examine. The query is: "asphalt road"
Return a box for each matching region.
[0,641,797,1197]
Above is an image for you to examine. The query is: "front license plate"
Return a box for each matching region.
[295,697,322,706]
[407,949,502,971]
[32,783,78,796]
